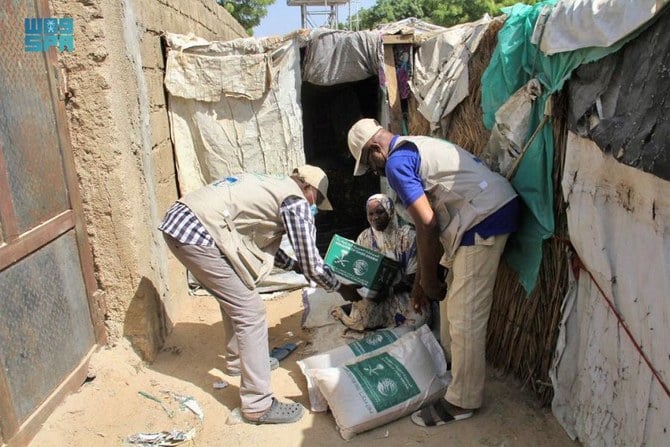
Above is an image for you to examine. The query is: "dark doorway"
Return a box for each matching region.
[301,76,381,253]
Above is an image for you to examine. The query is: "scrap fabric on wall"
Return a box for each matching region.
[539,0,670,55]
[301,29,384,87]
[411,14,492,132]
[481,0,643,294]
[554,133,670,447]
[567,4,670,182]
[164,32,305,195]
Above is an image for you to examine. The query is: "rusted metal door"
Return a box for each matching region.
[0,1,104,445]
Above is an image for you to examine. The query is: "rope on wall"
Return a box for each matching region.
[558,236,670,399]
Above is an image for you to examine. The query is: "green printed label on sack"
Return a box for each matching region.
[347,330,398,356]
[344,352,420,412]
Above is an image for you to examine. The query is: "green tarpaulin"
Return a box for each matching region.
[481,1,639,293]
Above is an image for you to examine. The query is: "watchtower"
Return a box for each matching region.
[286,0,353,30]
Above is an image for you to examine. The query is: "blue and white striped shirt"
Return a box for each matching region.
[159,197,340,291]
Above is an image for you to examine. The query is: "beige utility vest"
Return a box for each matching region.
[179,173,306,289]
[393,136,518,265]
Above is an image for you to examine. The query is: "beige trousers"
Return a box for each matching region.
[163,234,273,413]
[440,234,508,409]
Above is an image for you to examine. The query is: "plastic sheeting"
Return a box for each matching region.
[552,132,670,446]
[164,33,305,195]
[567,5,670,182]
[480,79,543,179]
[481,0,637,293]
[164,33,307,293]
[301,29,384,86]
[539,0,670,55]
[164,38,271,101]
[377,17,447,39]
[411,15,491,131]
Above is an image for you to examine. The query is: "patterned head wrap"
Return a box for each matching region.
[366,193,394,216]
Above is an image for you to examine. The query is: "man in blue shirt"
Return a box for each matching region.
[348,118,520,427]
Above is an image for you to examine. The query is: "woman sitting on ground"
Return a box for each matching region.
[331,193,430,332]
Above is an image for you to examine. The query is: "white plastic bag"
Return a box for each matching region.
[481,78,542,178]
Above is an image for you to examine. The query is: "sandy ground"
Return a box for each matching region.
[29,290,579,447]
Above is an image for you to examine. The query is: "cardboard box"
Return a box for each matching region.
[324,234,400,291]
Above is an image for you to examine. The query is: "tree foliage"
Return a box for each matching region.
[357,0,537,30]
[217,0,275,35]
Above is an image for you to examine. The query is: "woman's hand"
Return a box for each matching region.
[337,283,363,302]
[370,286,389,303]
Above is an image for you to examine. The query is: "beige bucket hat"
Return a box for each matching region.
[294,165,333,210]
[347,118,382,176]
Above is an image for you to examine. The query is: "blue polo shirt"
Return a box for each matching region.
[386,137,520,246]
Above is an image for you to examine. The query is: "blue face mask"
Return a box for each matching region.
[310,204,319,217]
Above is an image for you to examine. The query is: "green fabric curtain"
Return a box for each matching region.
[481,1,640,293]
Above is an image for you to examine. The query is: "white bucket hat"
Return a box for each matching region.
[294,165,333,210]
[347,118,382,176]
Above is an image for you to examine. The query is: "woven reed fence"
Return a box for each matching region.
[483,91,569,406]
[409,17,571,406]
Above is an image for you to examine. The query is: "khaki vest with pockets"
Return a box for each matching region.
[393,136,518,266]
[180,173,305,289]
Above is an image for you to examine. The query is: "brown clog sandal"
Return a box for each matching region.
[242,398,305,425]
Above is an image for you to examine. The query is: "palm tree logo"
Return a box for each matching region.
[377,378,399,397]
[364,334,384,346]
[353,259,369,276]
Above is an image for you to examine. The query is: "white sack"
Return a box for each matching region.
[307,325,449,440]
[297,326,411,412]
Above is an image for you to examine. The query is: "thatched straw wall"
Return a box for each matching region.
[483,91,569,405]
[412,16,571,406]
[443,17,505,152]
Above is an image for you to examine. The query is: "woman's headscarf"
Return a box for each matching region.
[365,193,398,255]
[366,193,394,217]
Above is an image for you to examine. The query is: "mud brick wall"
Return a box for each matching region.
[51,0,245,360]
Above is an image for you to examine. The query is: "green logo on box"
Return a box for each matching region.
[324,234,400,290]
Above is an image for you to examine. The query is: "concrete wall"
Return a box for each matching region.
[50,0,246,360]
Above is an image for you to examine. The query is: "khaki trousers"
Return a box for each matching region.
[439,234,508,409]
[163,234,273,413]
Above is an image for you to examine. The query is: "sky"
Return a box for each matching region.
[253,0,378,38]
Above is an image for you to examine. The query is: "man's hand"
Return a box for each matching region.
[338,283,363,302]
[411,282,429,314]
[420,276,445,301]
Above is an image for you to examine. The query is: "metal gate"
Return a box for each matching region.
[0,1,103,445]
